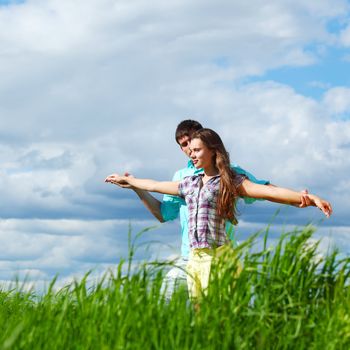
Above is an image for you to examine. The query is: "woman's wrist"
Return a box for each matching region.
[306,194,317,207]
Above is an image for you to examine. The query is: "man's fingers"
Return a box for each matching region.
[298,189,310,208]
[304,196,312,207]
[120,184,132,188]
[104,173,127,185]
[299,195,306,208]
[299,193,312,208]
[124,172,134,178]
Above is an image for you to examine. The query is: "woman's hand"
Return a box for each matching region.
[240,180,332,218]
[307,194,333,218]
[105,173,180,195]
[105,173,130,187]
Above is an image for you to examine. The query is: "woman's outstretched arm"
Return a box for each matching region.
[105,173,180,196]
[239,179,332,218]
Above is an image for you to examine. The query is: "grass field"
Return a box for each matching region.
[1,226,350,349]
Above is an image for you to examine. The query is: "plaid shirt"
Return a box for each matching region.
[178,173,246,249]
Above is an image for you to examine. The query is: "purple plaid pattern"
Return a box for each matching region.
[178,174,246,249]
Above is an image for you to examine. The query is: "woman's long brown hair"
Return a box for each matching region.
[191,128,240,224]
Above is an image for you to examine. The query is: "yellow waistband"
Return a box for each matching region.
[191,245,229,257]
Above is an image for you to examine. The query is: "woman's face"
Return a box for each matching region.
[189,138,214,169]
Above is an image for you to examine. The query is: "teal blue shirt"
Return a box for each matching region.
[161,161,269,257]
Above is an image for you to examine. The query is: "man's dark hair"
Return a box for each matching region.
[175,120,203,144]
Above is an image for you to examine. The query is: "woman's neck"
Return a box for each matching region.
[202,165,219,177]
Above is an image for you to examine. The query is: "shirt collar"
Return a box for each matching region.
[187,160,204,174]
[187,159,195,168]
[187,160,221,179]
[198,173,221,180]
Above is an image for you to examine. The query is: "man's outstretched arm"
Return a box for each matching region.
[124,172,181,223]
[132,189,165,223]
[113,172,170,223]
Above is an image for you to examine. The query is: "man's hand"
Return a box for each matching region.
[299,189,312,208]
[295,189,332,218]
[105,172,165,222]
[290,189,311,208]
[105,173,129,187]
[119,172,135,189]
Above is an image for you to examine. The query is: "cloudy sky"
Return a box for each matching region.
[0,0,349,289]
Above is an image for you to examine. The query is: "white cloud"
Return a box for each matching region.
[323,87,350,114]
[0,218,177,286]
[340,22,350,46]
[1,216,347,291]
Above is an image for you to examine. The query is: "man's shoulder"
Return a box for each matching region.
[172,163,197,181]
[230,163,270,188]
[230,163,243,172]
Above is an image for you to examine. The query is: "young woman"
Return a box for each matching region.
[105,128,332,299]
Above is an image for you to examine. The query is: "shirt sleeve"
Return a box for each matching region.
[231,164,270,204]
[160,169,183,222]
[233,173,248,188]
[178,177,190,199]
[160,195,181,222]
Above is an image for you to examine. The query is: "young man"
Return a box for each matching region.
[117,120,309,301]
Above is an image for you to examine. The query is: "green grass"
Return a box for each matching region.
[1,225,350,349]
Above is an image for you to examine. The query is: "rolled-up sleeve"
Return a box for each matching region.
[160,170,184,222]
[232,164,269,204]
[161,195,181,222]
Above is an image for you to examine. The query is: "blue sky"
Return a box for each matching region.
[248,47,350,100]
[0,0,349,290]
[0,0,24,5]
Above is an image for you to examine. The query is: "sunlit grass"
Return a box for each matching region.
[1,225,349,349]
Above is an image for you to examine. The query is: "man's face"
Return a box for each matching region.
[178,135,192,158]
